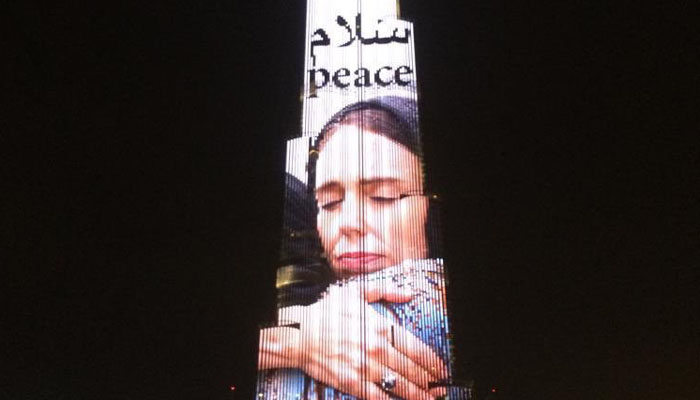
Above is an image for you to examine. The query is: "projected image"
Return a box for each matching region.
[257,97,453,400]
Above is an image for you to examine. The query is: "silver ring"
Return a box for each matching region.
[380,372,397,391]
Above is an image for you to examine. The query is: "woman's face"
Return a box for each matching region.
[315,124,428,278]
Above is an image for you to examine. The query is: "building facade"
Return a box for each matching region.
[255,1,470,398]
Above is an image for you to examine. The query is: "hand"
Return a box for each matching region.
[284,280,447,400]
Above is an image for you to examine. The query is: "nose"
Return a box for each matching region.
[338,193,364,238]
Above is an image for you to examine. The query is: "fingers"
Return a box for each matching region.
[429,386,448,398]
[329,367,392,400]
[360,381,393,400]
[383,344,431,389]
[298,281,447,398]
[389,374,433,400]
[392,327,448,380]
[367,366,432,400]
[362,279,414,304]
[361,293,445,386]
[357,333,431,391]
[322,279,413,313]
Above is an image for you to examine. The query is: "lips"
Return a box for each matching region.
[335,252,384,272]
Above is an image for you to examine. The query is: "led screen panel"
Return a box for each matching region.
[255,1,467,399]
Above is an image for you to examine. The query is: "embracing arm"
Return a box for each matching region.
[257,281,446,400]
[257,325,301,370]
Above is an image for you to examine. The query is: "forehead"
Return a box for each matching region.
[315,126,422,186]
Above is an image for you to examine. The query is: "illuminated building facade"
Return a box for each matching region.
[255,0,470,398]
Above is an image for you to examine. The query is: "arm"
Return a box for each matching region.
[258,280,447,400]
[257,326,301,370]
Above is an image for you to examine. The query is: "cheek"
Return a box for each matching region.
[317,212,335,247]
[372,207,399,235]
[399,199,428,241]
[403,198,428,224]
[364,206,401,261]
[317,213,327,238]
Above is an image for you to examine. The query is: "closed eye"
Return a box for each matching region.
[370,196,399,203]
[320,199,343,210]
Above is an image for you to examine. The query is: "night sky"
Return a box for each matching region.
[6,1,696,399]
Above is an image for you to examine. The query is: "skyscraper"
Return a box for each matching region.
[255,1,470,398]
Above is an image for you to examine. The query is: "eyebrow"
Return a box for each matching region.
[315,178,402,194]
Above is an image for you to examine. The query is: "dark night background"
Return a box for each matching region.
[5,1,697,399]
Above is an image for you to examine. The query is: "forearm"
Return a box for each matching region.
[257,326,301,370]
